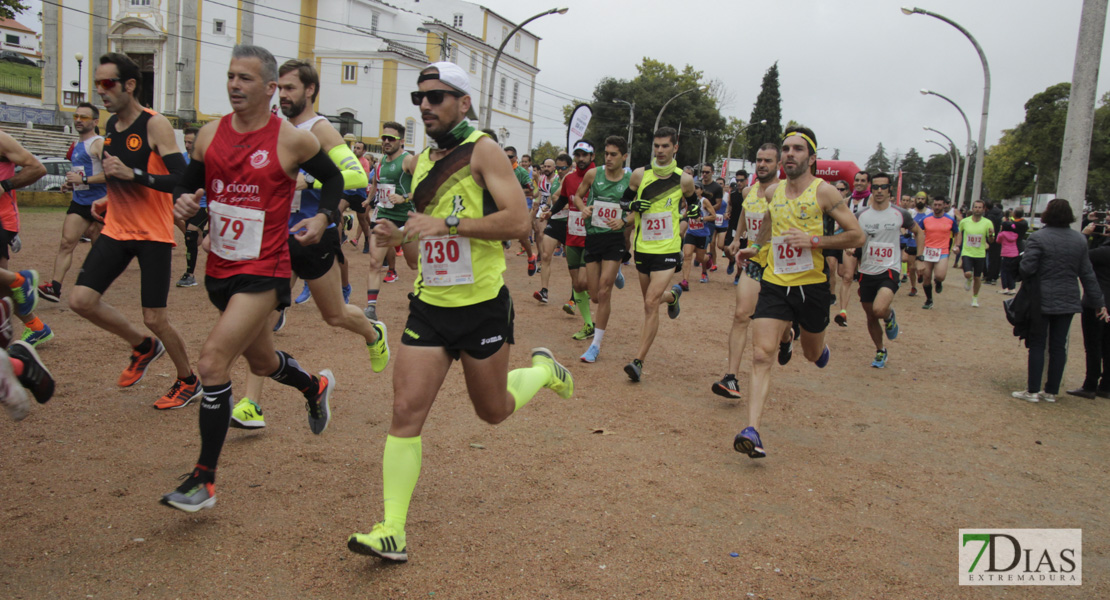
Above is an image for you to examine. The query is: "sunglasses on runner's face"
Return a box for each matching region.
[410,89,465,106]
[701,170,712,174]
[95,78,122,90]
[74,115,95,122]
[872,183,892,191]
[556,165,568,171]
[381,135,400,141]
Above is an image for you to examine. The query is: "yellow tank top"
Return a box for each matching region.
[410,129,505,307]
[763,178,826,286]
[741,182,771,267]
[632,165,684,254]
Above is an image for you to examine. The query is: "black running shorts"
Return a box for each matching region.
[584,232,625,263]
[75,234,173,308]
[634,251,681,275]
[544,219,568,245]
[856,270,900,304]
[402,285,515,360]
[66,200,96,223]
[962,256,986,277]
[205,273,291,313]
[683,234,709,250]
[752,279,831,334]
[344,192,368,214]
[288,227,344,281]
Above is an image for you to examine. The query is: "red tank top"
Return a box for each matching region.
[204,113,296,279]
[562,163,592,248]
[0,161,17,232]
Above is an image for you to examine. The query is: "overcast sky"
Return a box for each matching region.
[479,0,1110,167]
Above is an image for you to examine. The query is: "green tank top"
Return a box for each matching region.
[632,165,684,254]
[586,168,631,236]
[410,129,505,307]
[374,151,414,222]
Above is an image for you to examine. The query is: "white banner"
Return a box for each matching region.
[567,104,593,152]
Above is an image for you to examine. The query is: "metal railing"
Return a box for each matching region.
[0,73,40,96]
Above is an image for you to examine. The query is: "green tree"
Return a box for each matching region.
[865,143,891,174]
[530,140,561,164]
[0,1,26,20]
[746,62,782,163]
[899,148,927,193]
[922,152,955,199]
[983,129,1033,200]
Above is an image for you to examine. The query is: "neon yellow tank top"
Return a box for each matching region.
[632,165,684,254]
[763,178,826,286]
[741,182,771,267]
[410,129,505,307]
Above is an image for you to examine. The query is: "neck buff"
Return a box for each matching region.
[851,189,870,201]
[651,157,676,178]
[429,119,475,151]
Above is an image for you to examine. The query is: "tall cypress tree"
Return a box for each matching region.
[746,62,783,162]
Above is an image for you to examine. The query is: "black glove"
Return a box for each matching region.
[629,199,650,213]
[686,201,701,219]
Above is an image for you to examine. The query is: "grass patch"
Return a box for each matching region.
[0,61,41,96]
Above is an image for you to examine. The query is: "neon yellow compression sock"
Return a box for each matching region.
[382,435,422,531]
[507,365,550,412]
[574,290,593,327]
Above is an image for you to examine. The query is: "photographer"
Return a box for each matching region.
[1082,211,1109,249]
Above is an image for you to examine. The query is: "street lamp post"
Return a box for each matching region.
[652,85,707,134]
[920,89,972,209]
[925,139,957,199]
[74,52,83,103]
[613,98,634,170]
[903,6,991,208]
[481,7,568,129]
[1024,161,1041,222]
[726,119,767,169]
[923,126,962,204]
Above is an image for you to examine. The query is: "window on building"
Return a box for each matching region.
[449,44,459,63]
[514,34,521,52]
[453,13,464,28]
[371,12,380,35]
[502,26,507,42]
[405,118,416,145]
[213,19,225,35]
[4,34,17,45]
[499,77,506,105]
[468,51,478,73]
[511,81,519,110]
[336,112,362,139]
[130,0,151,6]
[63,91,85,106]
[342,63,357,84]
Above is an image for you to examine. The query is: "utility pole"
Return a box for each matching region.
[1057,0,1107,229]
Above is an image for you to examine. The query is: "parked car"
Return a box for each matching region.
[0,51,37,67]
[17,157,70,191]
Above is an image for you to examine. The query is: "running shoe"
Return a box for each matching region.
[516,249,528,256]
[363,243,370,255]
[699,275,709,284]
[712,374,742,399]
[176,272,198,288]
[21,324,54,347]
[829,294,837,307]
[726,260,735,275]
[118,337,165,387]
[884,309,899,340]
[667,284,682,319]
[531,347,574,398]
[871,348,888,369]
[154,376,202,410]
[777,332,794,366]
[384,270,399,283]
[305,369,334,435]
[231,397,266,429]
[935,280,943,293]
[553,247,563,257]
[624,359,643,382]
[364,303,378,321]
[0,347,30,421]
[834,310,848,327]
[679,279,690,292]
[37,281,60,303]
[815,345,831,369]
[900,273,908,283]
[8,340,53,404]
[580,345,600,363]
[528,255,537,276]
[971,296,979,308]
[342,284,352,304]
[908,288,918,297]
[10,269,39,316]
[273,308,287,332]
[367,321,390,373]
[1040,392,1057,403]
[1011,390,1040,403]
[964,277,972,291]
[348,522,408,562]
[343,213,354,231]
[294,283,312,304]
[161,467,216,513]
[563,301,576,315]
[9,233,20,253]
[571,324,595,340]
[734,426,766,459]
[1066,388,1097,400]
[395,247,403,257]
[533,289,548,304]
[80,236,91,243]
[615,268,625,289]
[922,300,934,310]
[709,263,718,272]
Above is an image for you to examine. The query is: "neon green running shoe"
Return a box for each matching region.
[230,397,265,429]
[571,324,594,340]
[348,522,408,562]
[367,321,390,373]
[531,347,574,399]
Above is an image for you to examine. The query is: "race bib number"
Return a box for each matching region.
[568,211,587,236]
[209,201,264,261]
[375,183,396,209]
[967,234,983,248]
[71,166,88,191]
[591,201,621,229]
[862,241,898,270]
[688,218,706,231]
[714,213,725,227]
[420,235,473,286]
[746,212,765,242]
[771,236,814,275]
[923,246,943,263]
[641,212,674,241]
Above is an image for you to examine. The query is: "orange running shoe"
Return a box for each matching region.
[154,376,202,410]
[118,337,165,387]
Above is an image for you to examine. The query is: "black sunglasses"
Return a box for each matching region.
[410,89,465,106]
[835,186,848,192]
[701,170,713,174]
[872,183,892,190]
[555,165,568,171]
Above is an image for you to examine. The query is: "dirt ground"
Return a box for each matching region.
[0,208,1106,599]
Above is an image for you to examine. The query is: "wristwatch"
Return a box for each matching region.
[317,207,337,223]
[81,172,88,185]
[304,173,316,186]
[445,215,460,235]
[811,235,820,248]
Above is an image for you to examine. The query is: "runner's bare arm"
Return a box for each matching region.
[572,168,595,215]
[0,131,45,190]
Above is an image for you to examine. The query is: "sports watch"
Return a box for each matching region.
[445,215,460,235]
[811,235,820,248]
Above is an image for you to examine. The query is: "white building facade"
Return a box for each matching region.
[41,0,542,151]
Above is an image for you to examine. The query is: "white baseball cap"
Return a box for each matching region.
[419,62,477,120]
[572,141,594,154]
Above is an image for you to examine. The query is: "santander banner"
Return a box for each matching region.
[778,160,860,186]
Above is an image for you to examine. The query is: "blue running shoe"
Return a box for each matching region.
[342,284,352,304]
[884,309,899,340]
[580,345,600,363]
[273,308,287,332]
[10,269,38,316]
[727,260,735,275]
[734,426,766,458]
[294,283,311,305]
[21,324,53,347]
[815,345,831,368]
[615,268,625,290]
[871,348,888,369]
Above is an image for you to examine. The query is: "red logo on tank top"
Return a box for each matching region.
[250,149,270,169]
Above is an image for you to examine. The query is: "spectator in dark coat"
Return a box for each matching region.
[985,201,1004,283]
[1013,199,1108,403]
[1068,234,1110,399]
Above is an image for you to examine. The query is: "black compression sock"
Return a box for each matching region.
[197,383,232,470]
[269,350,316,395]
[924,284,933,302]
[184,230,200,274]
